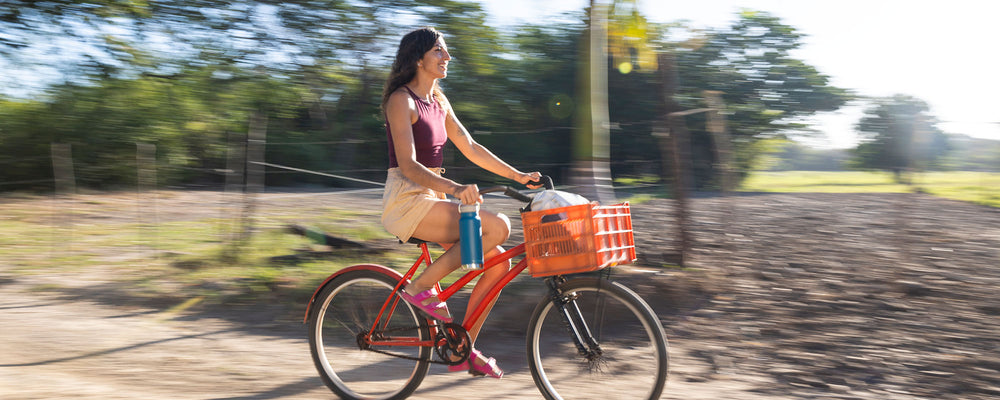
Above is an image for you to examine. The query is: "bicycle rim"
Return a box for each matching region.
[308,269,431,400]
[526,277,669,400]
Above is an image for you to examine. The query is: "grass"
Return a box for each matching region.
[0,194,420,310]
[740,171,912,193]
[740,170,1000,207]
[911,172,1000,207]
[1,170,994,312]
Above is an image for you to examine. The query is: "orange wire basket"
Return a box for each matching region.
[521,202,637,277]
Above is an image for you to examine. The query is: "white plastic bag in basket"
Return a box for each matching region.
[530,190,590,224]
[528,190,592,265]
[530,190,590,212]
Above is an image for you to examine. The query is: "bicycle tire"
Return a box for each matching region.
[526,277,669,400]
[307,267,432,400]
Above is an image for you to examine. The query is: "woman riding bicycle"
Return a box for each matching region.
[380,27,541,379]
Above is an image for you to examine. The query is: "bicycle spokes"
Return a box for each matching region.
[528,277,669,400]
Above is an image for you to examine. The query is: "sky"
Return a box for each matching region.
[475,0,1000,149]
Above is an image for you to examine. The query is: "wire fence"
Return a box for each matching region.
[4,135,997,273]
[1,139,671,269]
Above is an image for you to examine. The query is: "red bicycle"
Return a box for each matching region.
[304,178,668,400]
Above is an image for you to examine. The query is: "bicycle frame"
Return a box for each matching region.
[304,241,530,350]
[306,178,668,400]
[303,244,611,368]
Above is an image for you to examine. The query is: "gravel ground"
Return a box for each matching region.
[626,192,1000,399]
[1,190,998,399]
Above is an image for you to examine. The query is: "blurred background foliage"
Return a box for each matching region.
[1,1,992,192]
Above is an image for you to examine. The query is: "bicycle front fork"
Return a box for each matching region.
[545,276,603,361]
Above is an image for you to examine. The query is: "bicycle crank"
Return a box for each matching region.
[434,322,471,366]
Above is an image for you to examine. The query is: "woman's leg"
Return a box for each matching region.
[406,203,510,295]
[404,201,461,293]
[463,213,511,376]
[463,212,511,342]
[406,203,511,373]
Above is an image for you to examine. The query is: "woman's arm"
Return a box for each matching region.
[385,90,466,197]
[441,96,541,188]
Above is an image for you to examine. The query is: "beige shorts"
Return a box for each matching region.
[381,167,450,242]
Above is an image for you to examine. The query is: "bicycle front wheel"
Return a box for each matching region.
[307,267,431,400]
[526,276,669,400]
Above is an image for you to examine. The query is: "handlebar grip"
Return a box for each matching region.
[538,175,554,190]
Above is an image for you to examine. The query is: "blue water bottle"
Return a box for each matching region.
[458,203,484,270]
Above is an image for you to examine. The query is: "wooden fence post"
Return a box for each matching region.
[136,142,158,260]
[51,143,76,253]
[51,143,75,196]
[240,110,268,244]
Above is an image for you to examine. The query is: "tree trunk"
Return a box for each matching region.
[571,0,617,203]
[333,63,373,184]
[653,52,692,267]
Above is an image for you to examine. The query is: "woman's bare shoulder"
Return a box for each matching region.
[386,88,415,112]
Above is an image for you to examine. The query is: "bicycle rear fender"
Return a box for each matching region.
[303,264,404,323]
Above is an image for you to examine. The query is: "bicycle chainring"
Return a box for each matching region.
[434,322,471,366]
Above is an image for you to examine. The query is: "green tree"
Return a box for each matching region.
[1,3,855,193]
[672,10,851,188]
[754,139,849,171]
[1,0,514,189]
[941,135,1000,172]
[850,95,950,182]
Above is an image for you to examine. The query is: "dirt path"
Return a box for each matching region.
[2,191,999,399]
[0,274,780,400]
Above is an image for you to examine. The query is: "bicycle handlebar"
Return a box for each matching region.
[479,185,533,203]
[478,175,554,204]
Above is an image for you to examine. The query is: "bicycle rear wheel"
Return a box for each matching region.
[307,267,431,400]
[526,276,669,400]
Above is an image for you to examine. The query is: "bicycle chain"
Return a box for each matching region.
[360,323,468,365]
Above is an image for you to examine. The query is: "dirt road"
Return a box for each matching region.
[0,274,780,400]
[2,191,998,399]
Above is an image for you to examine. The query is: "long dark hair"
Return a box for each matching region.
[381,27,446,111]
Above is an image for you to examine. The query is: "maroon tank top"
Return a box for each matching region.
[386,86,447,169]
